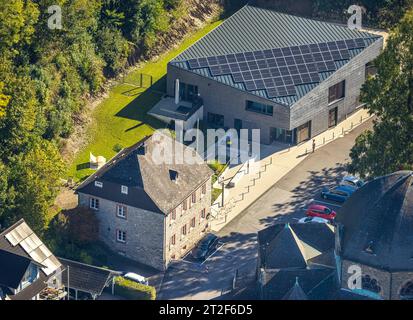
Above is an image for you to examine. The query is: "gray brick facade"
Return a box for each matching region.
[78,176,212,271]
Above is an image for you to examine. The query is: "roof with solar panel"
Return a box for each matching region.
[170,5,382,107]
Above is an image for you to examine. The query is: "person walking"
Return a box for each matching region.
[312,139,316,153]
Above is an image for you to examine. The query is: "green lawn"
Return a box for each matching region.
[68,20,223,181]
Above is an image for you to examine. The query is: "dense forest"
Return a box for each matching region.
[255,0,413,28]
[0,0,411,237]
[0,0,209,233]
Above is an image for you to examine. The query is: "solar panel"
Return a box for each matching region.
[188,59,199,69]
[340,50,350,60]
[325,60,336,71]
[244,52,254,60]
[264,78,274,87]
[260,69,271,78]
[355,38,366,48]
[198,57,208,68]
[291,46,301,55]
[220,64,231,74]
[209,65,221,76]
[281,47,293,56]
[245,81,256,91]
[242,71,253,80]
[263,49,274,58]
[257,59,268,68]
[226,54,237,63]
[255,79,265,90]
[286,85,296,96]
[207,56,218,65]
[277,86,288,96]
[248,60,259,70]
[254,51,265,60]
[270,68,281,77]
[232,72,243,82]
[300,45,308,54]
[267,87,278,98]
[345,39,357,49]
[237,61,247,70]
[235,53,246,62]
[272,48,283,57]
[183,36,368,98]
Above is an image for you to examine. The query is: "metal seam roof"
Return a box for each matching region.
[174,5,378,61]
[170,5,382,107]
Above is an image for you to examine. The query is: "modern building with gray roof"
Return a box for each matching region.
[160,5,383,144]
[76,133,214,270]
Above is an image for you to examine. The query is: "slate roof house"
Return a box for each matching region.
[336,171,413,300]
[257,223,337,300]
[0,220,65,300]
[76,133,214,271]
[151,5,383,144]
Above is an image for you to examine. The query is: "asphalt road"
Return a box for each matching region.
[158,119,373,300]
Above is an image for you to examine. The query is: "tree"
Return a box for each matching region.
[5,139,65,234]
[349,9,413,178]
[0,82,10,119]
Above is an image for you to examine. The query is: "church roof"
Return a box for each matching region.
[337,171,413,272]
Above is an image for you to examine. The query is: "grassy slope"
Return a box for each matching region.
[68,20,223,181]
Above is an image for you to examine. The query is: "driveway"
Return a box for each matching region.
[158,119,373,300]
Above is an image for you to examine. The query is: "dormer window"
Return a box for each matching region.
[121,185,128,195]
[169,170,179,183]
[95,181,103,188]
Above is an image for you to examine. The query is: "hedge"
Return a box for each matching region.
[114,277,156,300]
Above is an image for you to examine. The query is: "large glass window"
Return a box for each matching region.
[328,80,346,103]
[177,82,198,102]
[207,112,224,127]
[246,100,273,116]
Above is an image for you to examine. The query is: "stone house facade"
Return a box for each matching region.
[77,134,213,271]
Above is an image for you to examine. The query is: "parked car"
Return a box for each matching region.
[191,233,218,261]
[123,272,149,285]
[321,185,357,203]
[305,204,336,221]
[298,216,330,224]
[340,175,365,188]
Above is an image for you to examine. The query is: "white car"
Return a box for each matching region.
[123,272,149,285]
[298,216,330,224]
[340,175,365,188]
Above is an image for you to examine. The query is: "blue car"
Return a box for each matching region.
[321,185,357,203]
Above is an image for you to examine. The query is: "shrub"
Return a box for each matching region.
[114,276,156,300]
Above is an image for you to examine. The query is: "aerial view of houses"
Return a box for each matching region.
[1,0,413,311]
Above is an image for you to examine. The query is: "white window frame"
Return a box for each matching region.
[90,198,99,210]
[117,205,127,219]
[121,185,128,195]
[95,181,103,188]
[116,230,126,243]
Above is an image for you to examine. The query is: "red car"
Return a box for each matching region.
[306,204,336,221]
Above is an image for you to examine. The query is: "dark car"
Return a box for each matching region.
[191,233,218,261]
[321,185,357,203]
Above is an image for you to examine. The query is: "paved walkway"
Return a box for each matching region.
[211,107,372,232]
